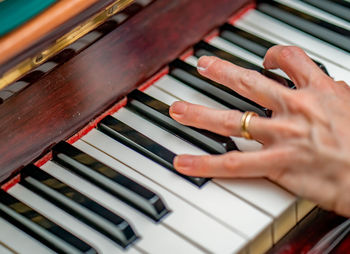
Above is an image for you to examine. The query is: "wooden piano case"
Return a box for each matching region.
[0,0,349,253]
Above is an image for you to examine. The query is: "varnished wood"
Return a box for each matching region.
[1,0,350,252]
[268,208,350,253]
[0,0,252,183]
[0,0,117,76]
[0,0,98,66]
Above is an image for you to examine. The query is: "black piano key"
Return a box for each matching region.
[300,0,350,23]
[169,59,270,117]
[52,141,169,222]
[256,1,350,53]
[258,0,350,36]
[98,115,209,187]
[220,23,274,58]
[219,23,329,75]
[0,190,96,254]
[329,0,350,9]
[20,164,138,248]
[127,89,238,154]
[193,41,295,89]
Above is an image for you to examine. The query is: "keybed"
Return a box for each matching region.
[1,1,350,253]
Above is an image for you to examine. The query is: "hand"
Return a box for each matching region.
[169,46,350,217]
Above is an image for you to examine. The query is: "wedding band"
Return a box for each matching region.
[240,111,258,140]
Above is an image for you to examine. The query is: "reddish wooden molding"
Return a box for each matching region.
[0,0,252,183]
[0,0,99,66]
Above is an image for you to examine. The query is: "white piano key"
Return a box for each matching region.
[110,13,129,23]
[276,0,350,30]
[144,85,179,105]
[216,178,296,242]
[67,40,89,52]
[235,18,350,83]
[74,139,247,254]
[0,90,14,101]
[208,36,288,78]
[297,198,316,221]
[81,129,273,254]
[146,78,297,239]
[39,161,203,254]
[33,62,57,73]
[208,26,318,222]
[149,75,262,152]
[136,0,154,6]
[237,10,350,71]
[184,55,199,67]
[209,36,263,66]
[7,184,141,254]
[154,75,228,110]
[114,107,204,156]
[114,107,297,243]
[7,81,29,93]
[0,243,14,254]
[79,31,103,44]
[0,217,54,254]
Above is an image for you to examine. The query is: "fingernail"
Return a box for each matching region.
[174,155,193,171]
[197,56,215,72]
[170,101,187,116]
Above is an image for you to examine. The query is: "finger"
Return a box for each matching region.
[335,80,348,87]
[263,45,330,88]
[197,56,292,112]
[173,149,288,178]
[169,101,275,143]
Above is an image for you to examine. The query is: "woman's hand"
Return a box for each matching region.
[169,45,350,217]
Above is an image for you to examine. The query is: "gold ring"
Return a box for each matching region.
[240,111,258,140]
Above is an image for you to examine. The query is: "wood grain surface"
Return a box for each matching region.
[0,0,116,76]
[1,0,350,252]
[0,0,99,66]
[268,208,350,253]
[0,0,251,183]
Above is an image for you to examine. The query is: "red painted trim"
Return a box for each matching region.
[2,67,170,191]
[1,3,255,191]
[2,174,20,191]
[66,97,128,145]
[34,152,53,168]
[138,67,169,92]
[227,3,256,25]
[204,29,220,42]
[31,98,128,168]
[179,48,194,61]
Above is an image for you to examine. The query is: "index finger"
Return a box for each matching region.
[174,148,288,178]
[197,56,292,112]
[263,45,331,89]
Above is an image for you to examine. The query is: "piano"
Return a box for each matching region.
[0,0,349,253]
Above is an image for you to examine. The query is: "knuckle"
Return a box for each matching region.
[280,46,304,60]
[283,92,311,113]
[193,155,211,173]
[276,121,307,139]
[188,106,203,122]
[186,105,211,125]
[240,70,260,89]
[223,154,240,172]
[222,111,239,135]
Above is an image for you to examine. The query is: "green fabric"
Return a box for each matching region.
[0,0,57,36]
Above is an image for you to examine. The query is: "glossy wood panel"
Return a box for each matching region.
[268,208,350,253]
[0,0,252,183]
[0,0,99,67]
[0,0,116,76]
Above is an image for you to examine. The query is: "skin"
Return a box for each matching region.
[169,45,350,217]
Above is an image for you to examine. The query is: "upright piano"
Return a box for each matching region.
[0,0,350,253]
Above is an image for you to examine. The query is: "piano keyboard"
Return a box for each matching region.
[1,1,350,253]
